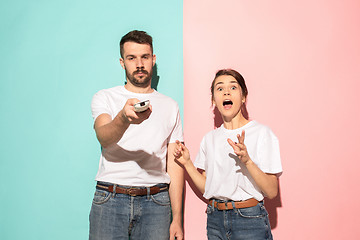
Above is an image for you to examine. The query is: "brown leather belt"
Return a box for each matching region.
[96,183,168,196]
[209,198,259,210]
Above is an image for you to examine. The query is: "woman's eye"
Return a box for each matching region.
[231,86,237,90]
[217,87,223,91]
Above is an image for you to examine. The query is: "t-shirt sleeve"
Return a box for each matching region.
[91,90,112,121]
[194,137,206,170]
[258,127,283,177]
[168,104,184,143]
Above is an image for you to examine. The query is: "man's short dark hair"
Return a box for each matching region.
[119,30,153,58]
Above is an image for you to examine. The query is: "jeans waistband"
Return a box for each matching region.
[96,181,169,196]
[97,181,169,188]
[209,198,260,210]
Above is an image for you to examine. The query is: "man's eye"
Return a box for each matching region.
[128,57,134,60]
[143,56,149,59]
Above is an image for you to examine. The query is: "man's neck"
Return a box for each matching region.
[124,83,154,94]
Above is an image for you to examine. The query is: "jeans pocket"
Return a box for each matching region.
[150,191,171,206]
[236,204,266,218]
[92,189,111,205]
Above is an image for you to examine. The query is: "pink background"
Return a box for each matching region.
[183,0,360,239]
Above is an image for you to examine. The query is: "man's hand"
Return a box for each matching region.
[169,221,183,240]
[119,98,152,125]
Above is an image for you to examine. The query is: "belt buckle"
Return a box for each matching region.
[128,187,137,196]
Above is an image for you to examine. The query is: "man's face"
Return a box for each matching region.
[120,42,156,88]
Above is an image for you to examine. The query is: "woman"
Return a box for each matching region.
[175,69,282,240]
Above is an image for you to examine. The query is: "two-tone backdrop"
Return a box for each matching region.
[1,0,359,239]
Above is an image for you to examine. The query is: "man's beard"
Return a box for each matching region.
[126,68,152,87]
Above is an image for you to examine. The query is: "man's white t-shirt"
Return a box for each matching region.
[194,121,282,201]
[91,86,183,186]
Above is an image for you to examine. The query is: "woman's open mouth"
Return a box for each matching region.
[223,100,233,109]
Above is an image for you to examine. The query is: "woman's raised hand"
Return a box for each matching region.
[173,140,191,166]
[227,130,251,165]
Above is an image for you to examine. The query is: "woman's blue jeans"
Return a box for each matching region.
[206,200,273,240]
[89,183,171,240]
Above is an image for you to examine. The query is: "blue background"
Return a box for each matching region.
[0,1,183,239]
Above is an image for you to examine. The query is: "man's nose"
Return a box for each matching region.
[136,58,144,68]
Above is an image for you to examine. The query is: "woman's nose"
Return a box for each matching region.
[224,89,230,95]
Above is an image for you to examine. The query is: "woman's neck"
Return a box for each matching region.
[223,114,250,130]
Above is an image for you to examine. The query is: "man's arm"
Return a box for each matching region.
[167,142,184,240]
[94,98,152,148]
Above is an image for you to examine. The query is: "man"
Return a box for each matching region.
[89,30,184,240]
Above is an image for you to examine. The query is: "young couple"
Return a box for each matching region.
[89,30,282,240]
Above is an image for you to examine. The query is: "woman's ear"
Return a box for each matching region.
[242,96,246,104]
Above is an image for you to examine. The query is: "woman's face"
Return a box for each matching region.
[212,75,245,121]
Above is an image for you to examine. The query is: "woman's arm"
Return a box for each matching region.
[228,130,279,199]
[174,141,206,194]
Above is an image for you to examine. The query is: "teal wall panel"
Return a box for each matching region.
[0,1,183,239]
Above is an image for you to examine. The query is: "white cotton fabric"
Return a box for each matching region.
[91,86,183,186]
[194,121,282,201]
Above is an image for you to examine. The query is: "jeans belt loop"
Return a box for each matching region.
[146,187,150,200]
[231,201,236,212]
[225,201,228,210]
[211,199,215,210]
[112,184,117,196]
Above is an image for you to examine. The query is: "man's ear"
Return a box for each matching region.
[152,54,156,67]
[119,58,125,69]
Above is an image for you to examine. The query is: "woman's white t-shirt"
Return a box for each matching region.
[194,121,282,201]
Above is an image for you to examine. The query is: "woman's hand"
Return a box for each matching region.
[227,130,251,165]
[173,140,191,166]
[173,140,206,194]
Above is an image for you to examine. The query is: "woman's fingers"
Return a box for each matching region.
[174,140,189,159]
[227,138,236,149]
[237,130,245,144]
[227,138,242,155]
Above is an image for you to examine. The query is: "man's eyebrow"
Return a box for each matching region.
[126,54,136,58]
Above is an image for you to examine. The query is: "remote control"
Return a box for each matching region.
[134,100,150,112]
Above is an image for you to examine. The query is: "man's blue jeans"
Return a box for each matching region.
[89,182,171,240]
[206,200,273,240]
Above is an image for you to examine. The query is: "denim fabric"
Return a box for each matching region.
[89,183,171,240]
[206,201,273,240]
